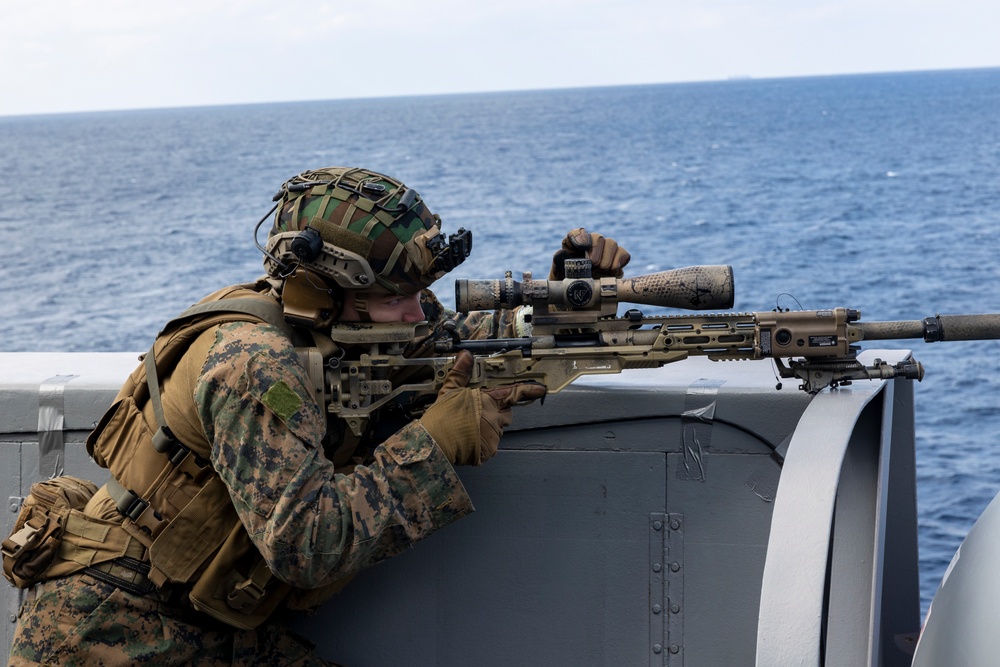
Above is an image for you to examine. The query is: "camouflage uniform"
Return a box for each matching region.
[10,289,513,666]
[11,576,329,666]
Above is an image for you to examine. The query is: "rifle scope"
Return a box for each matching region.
[455,265,735,313]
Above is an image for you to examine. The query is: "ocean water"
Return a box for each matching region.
[2,68,1000,615]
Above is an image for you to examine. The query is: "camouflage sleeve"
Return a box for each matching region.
[193,321,474,590]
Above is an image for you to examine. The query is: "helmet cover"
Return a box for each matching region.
[264,167,465,295]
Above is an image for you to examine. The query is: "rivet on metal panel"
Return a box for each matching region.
[8,614,16,623]
[666,513,684,665]
[650,513,668,666]
[8,497,23,513]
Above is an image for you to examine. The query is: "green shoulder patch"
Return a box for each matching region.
[261,380,304,421]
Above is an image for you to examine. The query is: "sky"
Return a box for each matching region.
[2,0,998,117]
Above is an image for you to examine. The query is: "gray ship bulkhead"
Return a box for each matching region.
[0,351,921,666]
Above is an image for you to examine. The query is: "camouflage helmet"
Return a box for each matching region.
[262,167,471,295]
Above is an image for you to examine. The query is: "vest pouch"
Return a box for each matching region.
[187,523,291,630]
[2,476,98,588]
[87,395,153,481]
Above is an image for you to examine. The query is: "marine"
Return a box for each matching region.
[3,167,629,665]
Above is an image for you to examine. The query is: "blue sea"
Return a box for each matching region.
[2,68,1000,616]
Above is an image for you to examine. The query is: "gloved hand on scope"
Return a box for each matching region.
[549,227,631,281]
[420,351,546,465]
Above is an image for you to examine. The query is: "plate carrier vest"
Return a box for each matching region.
[85,282,336,629]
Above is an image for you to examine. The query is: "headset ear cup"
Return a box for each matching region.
[280,268,339,329]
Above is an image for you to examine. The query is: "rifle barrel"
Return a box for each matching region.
[858,314,1000,342]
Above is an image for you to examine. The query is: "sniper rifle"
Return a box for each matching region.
[315,259,1000,436]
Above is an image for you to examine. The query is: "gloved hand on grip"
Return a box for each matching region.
[549,227,631,281]
[420,350,546,465]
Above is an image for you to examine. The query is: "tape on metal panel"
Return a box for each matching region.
[38,374,78,479]
[679,378,725,482]
[744,433,790,503]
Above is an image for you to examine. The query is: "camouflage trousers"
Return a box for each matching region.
[9,573,338,666]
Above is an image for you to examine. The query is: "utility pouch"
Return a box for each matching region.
[187,523,291,630]
[2,476,98,588]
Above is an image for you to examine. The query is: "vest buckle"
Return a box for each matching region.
[227,577,266,612]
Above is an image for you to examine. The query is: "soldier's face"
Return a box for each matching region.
[340,291,425,323]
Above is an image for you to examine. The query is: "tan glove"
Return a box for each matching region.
[549,227,631,281]
[420,350,547,465]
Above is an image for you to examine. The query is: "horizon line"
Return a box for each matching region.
[2,65,998,121]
